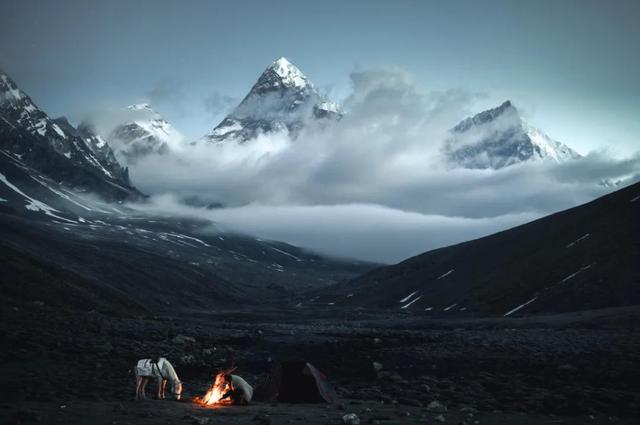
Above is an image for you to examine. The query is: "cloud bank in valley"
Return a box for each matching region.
[125,68,640,263]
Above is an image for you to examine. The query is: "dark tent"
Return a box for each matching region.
[254,361,337,403]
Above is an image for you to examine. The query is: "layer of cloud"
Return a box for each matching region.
[136,196,538,264]
[125,68,639,262]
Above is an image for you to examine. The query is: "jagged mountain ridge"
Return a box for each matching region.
[52,117,129,182]
[0,69,139,201]
[445,101,581,169]
[204,57,341,144]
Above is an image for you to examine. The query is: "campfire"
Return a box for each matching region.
[195,372,233,407]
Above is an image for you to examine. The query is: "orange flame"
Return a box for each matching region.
[195,372,232,407]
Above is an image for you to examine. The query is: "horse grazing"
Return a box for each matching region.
[134,358,183,400]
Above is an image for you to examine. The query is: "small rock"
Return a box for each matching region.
[252,413,272,425]
[342,413,361,425]
[172,334,196,344]
[434,414,446,422]
[388,373,403,383]
[372,361,383,372]
[427,401,448,413]
[558,363,578,372]
[190,416,211,425]
[180,354,195,364]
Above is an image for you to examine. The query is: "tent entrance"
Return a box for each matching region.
[254,361,336,403]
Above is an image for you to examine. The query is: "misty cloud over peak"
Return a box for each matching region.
[119,65,639,262]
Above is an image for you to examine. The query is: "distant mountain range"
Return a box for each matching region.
[201,60,582,171]
[0,59,589,207]
[11,58,579,172]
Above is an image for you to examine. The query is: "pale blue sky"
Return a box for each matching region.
[1,0,638,155]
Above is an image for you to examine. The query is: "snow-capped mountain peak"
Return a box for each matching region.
[267,57,311,89]
[445,101,581,169]
[108,104,184,162]
[204,57,341,144]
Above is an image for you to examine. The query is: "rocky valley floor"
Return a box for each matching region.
[1,304,639,424]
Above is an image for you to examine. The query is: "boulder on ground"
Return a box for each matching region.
[426,400,448,413]
[342,413,360,425]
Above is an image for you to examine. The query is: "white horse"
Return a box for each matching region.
[134,358,183,400]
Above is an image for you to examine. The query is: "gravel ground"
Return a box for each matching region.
[1,303,639,424]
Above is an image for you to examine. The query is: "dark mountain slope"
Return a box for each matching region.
[319,181,640,315]
[0,151,374,314]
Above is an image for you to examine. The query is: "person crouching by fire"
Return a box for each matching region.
[221,374,254,405]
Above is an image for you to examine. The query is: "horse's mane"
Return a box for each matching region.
[161,358,179,383]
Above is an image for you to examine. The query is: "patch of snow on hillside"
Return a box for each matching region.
[560,264,593,283]
[437,269,454,279]
[51,123,67,138]
[0,172,76,222]
[399,291,418,303]
[400,295,422,309]
[504,297,537,317]
[271,246,303,261]
[566,233,590,248]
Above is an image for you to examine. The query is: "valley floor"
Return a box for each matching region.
[1,304,639,424]
[3,399,638,425]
